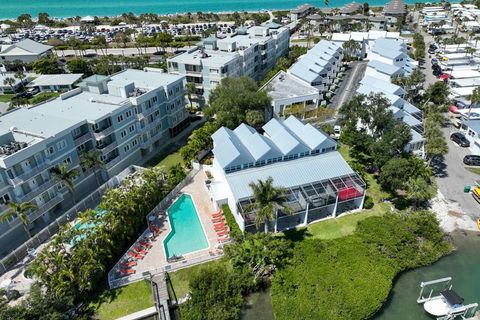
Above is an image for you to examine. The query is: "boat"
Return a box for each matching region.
[418,277,478,320]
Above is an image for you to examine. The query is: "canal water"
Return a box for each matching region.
[373,230,480,320]
[240,231,480,320]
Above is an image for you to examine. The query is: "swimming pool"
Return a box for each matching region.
[163,194,209,259]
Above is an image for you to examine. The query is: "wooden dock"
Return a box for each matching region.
[151,273,171,320]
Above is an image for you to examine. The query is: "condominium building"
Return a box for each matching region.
[0,68,189,256]
[207,116,365,233]
[288,40,344,93]
[167,24,290,102]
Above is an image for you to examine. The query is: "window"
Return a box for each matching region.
[45,146,55,156]
[129,125,135,133]
[56,140,67,151]
[132,139,138,147]
[168,89,173,96]
[117,115,124,123]
[210,68,219,74]
[175,86,179,93]
[126,110,132,118]
[210,80,219,85]
[0,193,10,205]
[63,157,72,165]
[121,130,127,138]
[152,96,158,103]
[124,145,130,153]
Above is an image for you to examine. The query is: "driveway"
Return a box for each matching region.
[330,60,367,109]
[435,126,480,218]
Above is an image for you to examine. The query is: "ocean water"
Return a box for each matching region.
[2,0,433,20]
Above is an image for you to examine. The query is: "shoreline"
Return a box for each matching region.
[0,0,457,21]
[431,190,479,234]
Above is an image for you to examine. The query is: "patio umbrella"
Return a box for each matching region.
[439,74,449,81]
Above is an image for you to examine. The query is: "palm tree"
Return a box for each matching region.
[14,70,26,90]
[50,163,79,204]
[3,77,16,94]
[465,46,476,57]
[80,150,105,187]
[0,202,37,238]
[185,82,196,110]
[245,177,291,233]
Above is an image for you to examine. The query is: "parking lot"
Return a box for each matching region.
[435,126,480,218]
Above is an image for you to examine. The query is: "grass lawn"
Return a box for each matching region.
[0,94,14,103]
[168,259,228,299]
[465,166,480,175]
[93,280,154,320]
[155,151,182,170]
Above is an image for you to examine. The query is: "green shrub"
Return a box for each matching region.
[222,204,242,239]
[180,264,253,320]
[271,212,452,320]
[363,195,374,209]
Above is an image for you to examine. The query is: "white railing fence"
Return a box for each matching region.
[108,168,199,289]
[0,166,143,275]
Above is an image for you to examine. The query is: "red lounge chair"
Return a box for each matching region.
[120,260,137,268]
[118,268,135,276]
[211,216,225,224]
[214,224,227,232]
[150,225,161,235]
[133,245,147,255]
[216,228,230,237]
[138,240,153,248]
[217,235,230,243]
[211,210,223,218]
[128,250,144,260]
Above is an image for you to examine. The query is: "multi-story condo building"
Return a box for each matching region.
[167,24,290,103]
[0,68,189,256]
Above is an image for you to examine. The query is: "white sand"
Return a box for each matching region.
[430,190,478,233]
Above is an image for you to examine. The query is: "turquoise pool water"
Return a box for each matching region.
[70,208,108,245]
[163,194,209,259]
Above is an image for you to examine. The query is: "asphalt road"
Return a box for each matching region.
[331,60,367,110]
[435,126,480,218]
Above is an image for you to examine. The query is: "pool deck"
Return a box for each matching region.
[132,169,223,275]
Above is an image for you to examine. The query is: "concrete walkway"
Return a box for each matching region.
[116,307,157,320]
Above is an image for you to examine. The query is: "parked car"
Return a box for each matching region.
[450,132,470,147]
[463,155,480,166]
[428,48,436,54]
[431,58,439,64]
[27,87,39,95]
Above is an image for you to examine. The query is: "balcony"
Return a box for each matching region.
[98,141,118,155]
[28,195,64,224]
[74,132,93,146]
[17,179,57,203]
[93,126,115,140]
[10,161,50,186]
[105,156,121,169]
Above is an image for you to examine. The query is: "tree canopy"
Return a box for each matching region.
[204,77,271,129]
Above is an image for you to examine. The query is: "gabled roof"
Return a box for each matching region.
[27,74,84,87]
[360,75,405,96]
[212,116,336,170]
[0,39,52,56]
[368,60,403,76]
[263,118,310,155]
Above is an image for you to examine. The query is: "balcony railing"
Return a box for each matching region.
[74,132,93,146]
[93,126,115,140]
[17,179,57,203]
[10,161,50,186]
[99,141,118,155]
[28,195,64,224]
[105,156,121,169]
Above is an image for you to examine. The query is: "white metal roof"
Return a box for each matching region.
[27,74,83,87]
[225,151,354,201]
